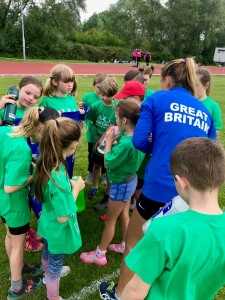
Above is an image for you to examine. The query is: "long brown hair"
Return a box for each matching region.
[34,117,81,202]
[196,68,211,96]
[44,64,77,96]
[161,58,197,96]
[116,97,141,126]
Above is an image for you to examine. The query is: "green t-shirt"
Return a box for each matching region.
[37,165,82,255]
[82,91,101,143]
[0,106,25,120]
[39,94,78,112]
[201,96,222,130]
[86,100,117,155]
[125,210,225,300]
[105,135,145,183]
[145,87,154,99]
[0,126,31,227]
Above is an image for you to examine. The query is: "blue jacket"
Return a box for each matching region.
[133,87,216,203]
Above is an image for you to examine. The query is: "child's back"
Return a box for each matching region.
[126,210,225,300]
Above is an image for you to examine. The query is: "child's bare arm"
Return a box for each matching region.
[121,274,151,300]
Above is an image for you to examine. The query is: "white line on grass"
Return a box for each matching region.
[66,268,120,300]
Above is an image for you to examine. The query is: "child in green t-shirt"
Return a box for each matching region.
[1,107,59,300]
[196,68,222,135]
[81,73,108,186]
[40,64,79,113]
[86,77,118,201]
[0,75,43,124]
[80,98,144,266]
[40,64,84,179]
[120,138,225,300]
[34,117,85,300]
[0,76,47,252]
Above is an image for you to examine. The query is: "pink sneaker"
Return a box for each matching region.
[80,250,107,266]
[27,228,42,242]
[108,243,125,254]
[25,235,44,252]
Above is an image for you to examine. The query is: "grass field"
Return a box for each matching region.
[0,75,225,299]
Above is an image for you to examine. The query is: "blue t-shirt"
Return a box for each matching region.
[132,87,216,203]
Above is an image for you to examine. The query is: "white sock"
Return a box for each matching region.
[96,246,107,257]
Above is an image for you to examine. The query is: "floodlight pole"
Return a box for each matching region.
[20,0,26,60]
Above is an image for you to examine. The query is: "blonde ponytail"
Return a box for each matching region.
[11,107,40,137]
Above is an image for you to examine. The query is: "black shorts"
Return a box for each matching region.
[1,216,30,235]
[137,57,141,63]
[136,193,165,220]
[136,178,144,190]
[92,152,104,165]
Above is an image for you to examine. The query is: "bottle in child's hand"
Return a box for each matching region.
[97,126,120,155]
[72,176,86,212]
[3,86,19,126]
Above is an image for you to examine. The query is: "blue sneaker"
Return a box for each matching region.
[88,187,98,200]
[99,281,119,300]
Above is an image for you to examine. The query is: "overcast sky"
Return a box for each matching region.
[80,0,118,22]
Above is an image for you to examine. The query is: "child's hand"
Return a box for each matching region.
[78,102,84,110]
[0,95,17,110]
[106,126,119,141]
[70,176,85,192]
[78,109,85,115]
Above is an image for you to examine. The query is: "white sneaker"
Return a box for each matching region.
[42,265,71,284]
[100,173,107,186]
[85,172,93,184]
[60,265,71,277]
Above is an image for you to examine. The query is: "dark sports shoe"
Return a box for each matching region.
[7,278,42,300]
[94,194,109,211]
[22,264,43,276]
[88,187,98,200]
[99,281,119,300]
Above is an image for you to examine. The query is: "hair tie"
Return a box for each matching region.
[182,59,186,64]
[55,119,59,127]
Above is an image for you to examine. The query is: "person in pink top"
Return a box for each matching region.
[136,48,142,68]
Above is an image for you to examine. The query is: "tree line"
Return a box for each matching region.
[0,0,225,63]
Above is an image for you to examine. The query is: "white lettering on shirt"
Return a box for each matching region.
[164,103,210,133]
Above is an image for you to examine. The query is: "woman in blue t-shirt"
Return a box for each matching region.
[99,57,217,300]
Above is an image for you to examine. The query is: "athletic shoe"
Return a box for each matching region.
[80,250,107,266]
[27,228,42,242]
[129,195,136,211]
[7,278,42,300]
[22,264,43,276]
[94,194,108,211]
[85,172,93,184]
[108,243,125,254]
[88,187,98,200]
[99,281,119,300]
[42,265,71,284]
[25,235,44,252]
[100,173,107,186]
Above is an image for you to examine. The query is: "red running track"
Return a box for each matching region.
[0,61,225,75]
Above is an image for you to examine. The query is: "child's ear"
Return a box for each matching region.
[174,175,188,190]
[52,79,58,87]
[123,117,127,125]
